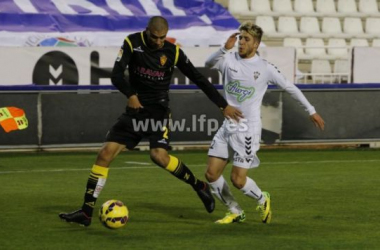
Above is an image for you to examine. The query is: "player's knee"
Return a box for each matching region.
[97,146,115,164]
[150,149,169,167]
[230,174,245,189]
[205,170,218,183]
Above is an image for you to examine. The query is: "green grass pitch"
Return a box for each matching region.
[0,148,379,250]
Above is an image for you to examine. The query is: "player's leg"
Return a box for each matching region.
[59,112,139,226]
[149,147,215,213]
[205,128,244,223]
[59,142,126,226]
[231,165,271,223]
[147,108,215,214]
[206,156,245,224]
[230,132,271,223]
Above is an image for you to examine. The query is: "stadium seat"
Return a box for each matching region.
[322,17,346,38]
[350,38,369,47]
[316,0,337,15]
[305,38,326,57]
[343,17,369,38]
[337,0,360,16]
[277,16,301,37]
[300,17,321,37]
[358,0,379,15]
[333,60,350,83]
[327,38,348,58]
[255,16,278,37]
[365,18,380,37]
[272,0,293,14]
[294,0,315,14]
[311,59,333,83]
[250,0,272,14]
[283,37,305,57]
[228,0,251,15]
[372,39,380,47]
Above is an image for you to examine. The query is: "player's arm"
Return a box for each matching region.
[268,63,325,130]
[205,48,227,69]
[205,32,239,69]
[111,38,143,108]
[176,49,243,121]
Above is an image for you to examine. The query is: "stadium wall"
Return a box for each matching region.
[1,87,380,149]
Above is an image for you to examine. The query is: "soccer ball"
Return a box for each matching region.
[99,200,129,229]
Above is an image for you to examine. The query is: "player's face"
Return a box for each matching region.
[238,30,259,58]
[146,28,167,50]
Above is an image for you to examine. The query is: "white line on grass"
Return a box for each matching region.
[1,159,380,175]
[125,161,151,165]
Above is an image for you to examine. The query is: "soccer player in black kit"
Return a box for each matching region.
[59,16,243,226]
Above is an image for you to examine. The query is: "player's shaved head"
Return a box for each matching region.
[147,16,169,32]
[145,16,169,50]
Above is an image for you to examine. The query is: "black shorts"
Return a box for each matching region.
[106,105,171,150]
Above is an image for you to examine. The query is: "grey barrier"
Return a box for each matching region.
[1,88,380,149]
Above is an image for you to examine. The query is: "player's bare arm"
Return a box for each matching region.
[310,113,325,131]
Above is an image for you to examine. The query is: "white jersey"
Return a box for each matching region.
[206,48,316,132]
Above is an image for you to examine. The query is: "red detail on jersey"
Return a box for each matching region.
[136,66,165,78]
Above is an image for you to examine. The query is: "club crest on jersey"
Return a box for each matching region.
[254,71,260,80]
[160,55,167,66]
[226,81,255,102]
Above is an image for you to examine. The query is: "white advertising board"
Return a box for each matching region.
[0,46,295,86]
[353,47,380,83]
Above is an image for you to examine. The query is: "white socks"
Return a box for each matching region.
[240,177,265,204]
[209,176,243,214]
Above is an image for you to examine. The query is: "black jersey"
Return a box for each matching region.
[111,31,228,109]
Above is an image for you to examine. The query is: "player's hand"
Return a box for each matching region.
[224,32,240,50]
[223,105,244,122]
[127,95,144,109]
[310,113,325,131]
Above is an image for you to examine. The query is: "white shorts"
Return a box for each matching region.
[208,124,261,169]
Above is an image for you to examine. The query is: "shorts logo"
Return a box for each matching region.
[210,140,215,149]
[233,156,244,163]
[226,81,255,102]
[245,136,252,155]
[157,139,168,144]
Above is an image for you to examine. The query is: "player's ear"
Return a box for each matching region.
[254,39,260,49]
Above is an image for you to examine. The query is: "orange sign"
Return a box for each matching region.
[0,107,28,133]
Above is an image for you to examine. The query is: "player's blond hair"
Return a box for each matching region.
[238,22,263,43]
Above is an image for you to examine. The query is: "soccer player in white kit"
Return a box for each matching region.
[205,22,325,224]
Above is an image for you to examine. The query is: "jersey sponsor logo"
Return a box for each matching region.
[116,48,123,62]
[226,81,255,102]
[133,46,144,52]
[135,66,165,80]
[160,54,167,66]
